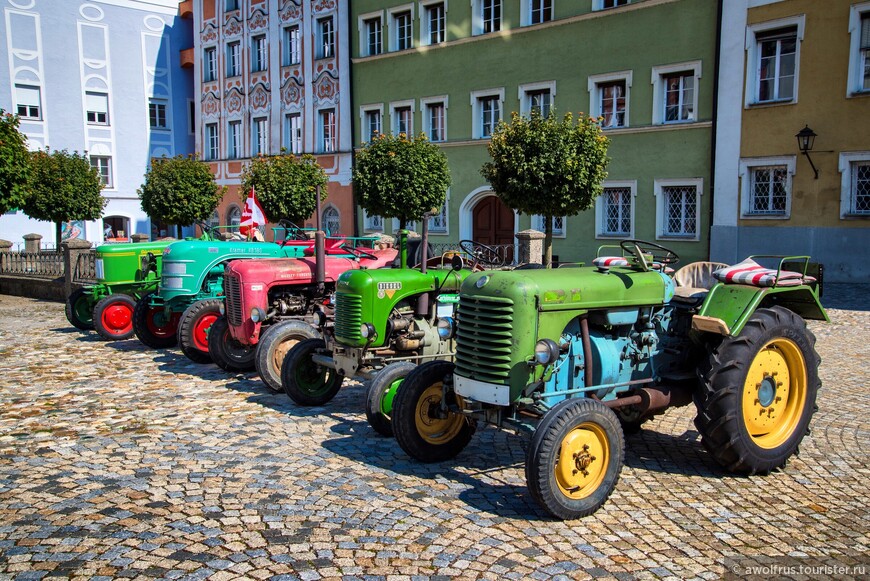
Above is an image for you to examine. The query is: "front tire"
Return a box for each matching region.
[177,299,222,364]
[93,294,136,341]
[65,288,94,330]
[694,306,820,474]
[392,360,475,462]
[281,338,344,405]
[255,320,321,392]
[133,292,179,349]
[208,316,256,372]
[526,398,624,520]
[365,361,417,437]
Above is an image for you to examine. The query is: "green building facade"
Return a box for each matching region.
[351,0,718,264]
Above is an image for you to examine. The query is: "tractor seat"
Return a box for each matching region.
[672,261,729,303]
[712,258,816,288]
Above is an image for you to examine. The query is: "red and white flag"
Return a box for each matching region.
[239,186,266,238]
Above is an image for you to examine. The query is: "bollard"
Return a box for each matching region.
[23,233,42,254]
[131,233,149,243]
[515,229,545,265]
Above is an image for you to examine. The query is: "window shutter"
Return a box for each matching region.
[861,15,870,50]
[86,93,106,112]
[16,86,40,106]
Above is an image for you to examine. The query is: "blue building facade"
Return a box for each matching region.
[0,0,194,247]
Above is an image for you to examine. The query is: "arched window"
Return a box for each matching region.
[323,206,340,236]
[227,205,242,232]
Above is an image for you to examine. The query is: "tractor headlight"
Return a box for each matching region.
[437,317,455,340]
[534,339,560,366]
[360,322,376,339]
[219,303,225,315]
[251,306,266,323]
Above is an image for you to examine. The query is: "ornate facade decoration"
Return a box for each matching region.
[313,73,338,104]
[224,15,243,37]
[200,22,218,43]
[311,0,335,16]
[281,79,303,108]
[224,88,245,114]
[249,9,268,31]
[250,83,270,111]
[202,91,220,120]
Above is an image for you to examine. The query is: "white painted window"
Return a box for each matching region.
[323,206,341,236]
[532,215,565,237]
[390,101,414,135]
[319,109,336,153]
[739,157,795,219]
[226,42,241,77]
[149,99,168,129]
[283,26,300,65]
[391,6,414,51]
[252,117,268,156]
[651,61,701,124]
[90,156,112,187]
[225,0,238,11]
[422,97,447,142]
[530,0,552,25]
[363,210,383,232]
[473,0,501,35]
[588,71,632,130]
[251,35,267,72]
[519,81,555,118]
[421,2,445,45]
[361,15,382,56]
[392,218,418,233]
[283,113,302,154]
[318,17,334,59]
[595,0,629,9]
[429,194,449,234]
[745,16,804,107]
[847,3,870,95]
[654,178,703,240]
[471,88,504,139]
[361,106,383,141]
[203,47,217,81]
[205,123,218,160]
[839,152,870,218]
[86,92,109,125]
[227,120,241,159]
[596,181,636,238]
[15,85,41,119]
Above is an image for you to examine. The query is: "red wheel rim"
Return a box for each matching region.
[101,302,133,336]
[192,312,218,351]
[146,308,180,339]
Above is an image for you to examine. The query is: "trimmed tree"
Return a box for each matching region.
[0,110,31,216]
[139,155,224,238]
[481,111,610,267]
[23,148,105,247]
[240,153,328,224]
[353,133,450,230]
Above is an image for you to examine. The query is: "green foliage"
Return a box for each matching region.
[240,153,328,223]
[139,155,223,230]
[353,133,450,229]
[0,110,31,215]
[24,147,106,245]
[481,111,609,266]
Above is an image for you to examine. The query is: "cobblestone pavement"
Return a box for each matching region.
[0,285,867,580]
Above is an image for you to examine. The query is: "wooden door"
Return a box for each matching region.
[472,196,514,245]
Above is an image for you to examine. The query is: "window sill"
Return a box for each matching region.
[657,235,699,242]
[840,213,870,220]
[847,90,870,98]
[746,99,795,109]
[740,214,789,220]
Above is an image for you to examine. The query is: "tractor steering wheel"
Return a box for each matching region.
[459,240,506,269]
[278,219,309,242]
[619,239,680,270]
[343,243,378,261]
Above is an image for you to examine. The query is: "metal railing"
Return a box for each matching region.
[0,250,64,278]
[430,242,516,266]
[73,250,97,283]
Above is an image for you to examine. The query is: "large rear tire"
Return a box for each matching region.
[93,294,136,341]
[65,288,94,330]
[526,398,624,520]
[281,338,344,405]
[255,320,321,392]
[133,292,179,349]
[694,306,820,474]
[392,360,475,462]
[177,299,222,364]
[208,316,256,372]
[365,361,417,437]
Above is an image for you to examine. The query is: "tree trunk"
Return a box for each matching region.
[543,216,553,268]
[176,224,183,239]
[55,222,62,250]
[399,217,407,230]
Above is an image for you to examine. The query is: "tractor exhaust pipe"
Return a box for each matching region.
[314,184,325,294]
[415,214,430,318]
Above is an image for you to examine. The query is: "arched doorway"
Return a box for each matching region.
[472,195,514,246]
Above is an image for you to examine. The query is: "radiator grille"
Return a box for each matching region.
[455,295,514,383]
[334,292,362,343]
[224,274,243,326]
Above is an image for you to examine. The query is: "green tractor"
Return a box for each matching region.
[280,227,506,436]
[390,240,827,519]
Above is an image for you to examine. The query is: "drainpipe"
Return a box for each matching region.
[707,0,724,260]
[346,1,360,237]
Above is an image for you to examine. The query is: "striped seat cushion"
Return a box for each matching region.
[713,259,814,287]
[593,256,630,267]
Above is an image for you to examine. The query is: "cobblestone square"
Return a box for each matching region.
[0,288,867,580]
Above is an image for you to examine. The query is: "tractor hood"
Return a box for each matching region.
[93,240,173,284]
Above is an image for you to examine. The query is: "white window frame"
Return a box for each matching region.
[588,71,632,129]
[470,88,504,139]
[319,108,336,153]
[251,34,267,72]
[149,98,169,129]
[226,41,241,77]
[283,112,302,154]
[738,156,795,220]
[847,2,870,96]
[252,117,268,156]
[359,12,383,56]
[473,0,502,36]
[225,0,239,11]
[205,123,219,160]
[593,0,630,10]
[283,26,300,66]
[363,210,384,233]
[392,217,419,233]
[595,180,637,239]
[428,191,449,234]
[420,0,446,46]
[203,47,217,81]
[521,0,553,26]
[838,151,870,219]
[390,100,415,135]
[14,84,42,119]
[318,16,335,59]
[519,81,556,117]
[90,156,112,188]
[745,16,804,107]
[85,92,109,125]
[532,215,566,238]
[654,178,703,241]
[360,104,384,142]
[651,61,701,124]
[227,120,242,159]
[421,95,448,142]
[389,5,415,52]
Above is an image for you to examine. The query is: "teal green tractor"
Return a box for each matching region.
[391,240,827,519]
[280,230,505,436]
